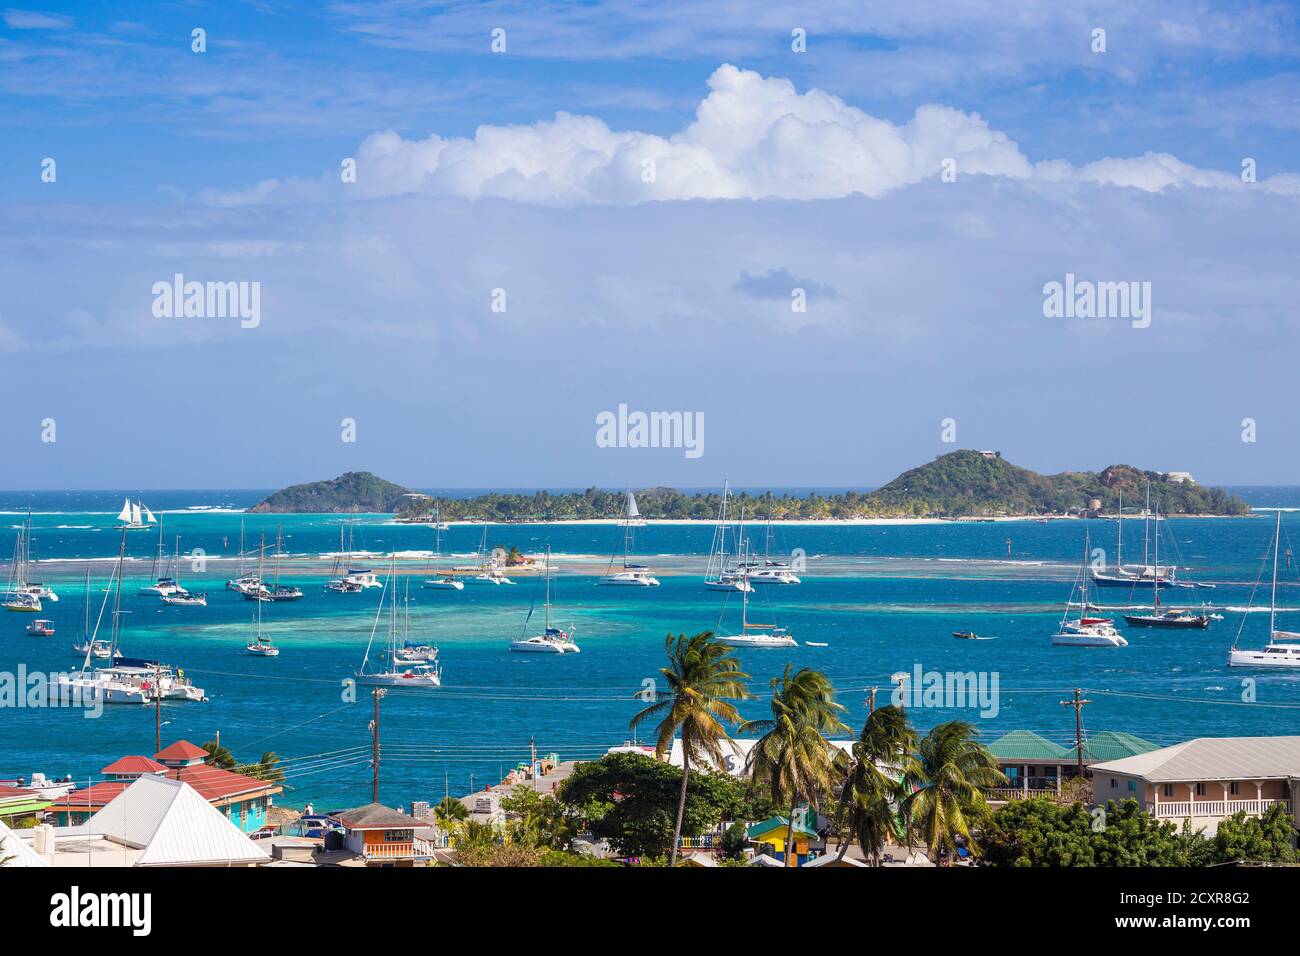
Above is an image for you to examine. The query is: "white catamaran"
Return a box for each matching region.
[1053,530,1128,647]
[3,519,48,612]
[598,492,660,586]
[422,522,465,590]
[510,547,580,653]
[1229,510,1300,669]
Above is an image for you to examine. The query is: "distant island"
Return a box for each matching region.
[248,453,1251,519]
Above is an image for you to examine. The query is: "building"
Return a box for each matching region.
[0,816,49,867]
[985,730,1160,801]
[1164,471,1195,484]
[1089,735,1299,835]
[747,815,820,866]
[23,775,269,867]
[324,803,434,866]
[49,740,281,834]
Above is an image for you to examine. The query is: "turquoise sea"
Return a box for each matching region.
[3,487,1300,812]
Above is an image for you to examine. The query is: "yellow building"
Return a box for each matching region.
[747,815,818,865]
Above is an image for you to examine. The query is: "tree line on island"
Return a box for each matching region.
[249,451,1250,520]
[424,632,1294,867]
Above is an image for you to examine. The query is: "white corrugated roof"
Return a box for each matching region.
[664,738,854,777]
[88,774,269,866]
[0,818,49,867]
[1090,736,1300,783]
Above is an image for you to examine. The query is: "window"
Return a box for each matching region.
[1195,783,1206,797]
[1128,781,1136,792]
[1110,778,1117,789]
[1163,784,1173,797]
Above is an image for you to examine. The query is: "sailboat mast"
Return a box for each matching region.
[1270,509,1281,639]
[1116,491,1123,569]
[1152,506,1160,611]
[544,546,552,631]
[83,568,90,640]
[110,530,126,653]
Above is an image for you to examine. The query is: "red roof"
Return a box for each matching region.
[51,781,131,809]
[101,756,168,776]
[169,763,279,801]
[153,740,208,763]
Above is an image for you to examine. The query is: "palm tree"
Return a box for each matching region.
[742,665,848,866]
[202,740,236,769]
[629,631,750,864]
[902,721,1005,864]
[237,751,285,784]
[435,795,468,828]
[837,705,920,863]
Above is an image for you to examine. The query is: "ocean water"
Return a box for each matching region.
[3,487,1300,812]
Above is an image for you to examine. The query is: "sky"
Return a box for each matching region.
[2,0,1299,490]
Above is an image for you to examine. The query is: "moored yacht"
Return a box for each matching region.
[510,547,580,653]
[1230,511,1300,669]
[1053,531,1128,647]
[599,492,661,586]
[356,568,443,687]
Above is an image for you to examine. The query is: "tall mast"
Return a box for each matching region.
[1115,491,1123,569]
[544,545,552,630]
[110,529,126,654]
[1270,509,1281,640]
[1152,505,1160,611]
[83,568,91,641]
[1142,479,1151,568]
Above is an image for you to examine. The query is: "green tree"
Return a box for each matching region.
[557,752,754,859]
[1213,803,1297,864]
[433,795,468,833]
[902,721,1004,863]
[741,665,848,866]
[837,705,919,864]
[236,751,284,784]
[202,740,236,769]
[628,631,750,864]
[499,788,574,850]
[980,798,1098,867]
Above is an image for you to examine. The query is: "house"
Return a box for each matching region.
[1089,735,1300,835]
[747,815,820,866]
[661,738,854,777]
[24,775,269,867]
[325,802,434,866]
[1164,471,1195,484]
[48,740,281,834]
[803,852,867,868]
[985,729,1160,801]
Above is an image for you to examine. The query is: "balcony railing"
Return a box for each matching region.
[985,785,1060,802]
[361,837,436,859]
[1146,799,1292,819]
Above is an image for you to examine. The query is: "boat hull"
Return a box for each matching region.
[1122,614,1209,629]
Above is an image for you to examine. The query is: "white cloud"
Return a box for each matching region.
[201,65,1300,208]
[2,8,74,29]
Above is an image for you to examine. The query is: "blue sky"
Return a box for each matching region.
[2,1,1299,489]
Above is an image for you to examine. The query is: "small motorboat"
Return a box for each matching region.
[162,592,207,607]
[952,630,979,640]
[73,639,118,660]
[26,619,55,637]
[423,575,465,590]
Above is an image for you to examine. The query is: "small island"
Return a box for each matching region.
[248,453,1251,519]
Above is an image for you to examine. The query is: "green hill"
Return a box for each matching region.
[866,451,1249,517]
[248,471,415,513]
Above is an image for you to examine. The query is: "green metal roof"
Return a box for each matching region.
[986,730,1071,761]
[747,815,817,840]
[1077,731,1160,763]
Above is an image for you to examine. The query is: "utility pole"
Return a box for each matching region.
[370,687,384,803]
[154,676,162,753]
[1060,688,1092,773]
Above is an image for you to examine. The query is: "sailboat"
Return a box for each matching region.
[140,515,182,596]
[1092,485,1176,588]
[226,519,261,592]
[157,534,207,606]
[464,524,514,585]
[598,491,660,586]
[1053,530,1128,647]
[1122,505,1210,629]
[715,584,796,647]
[244,527,303,601]
[16,511,57,603]
[244,536,280,656]
[422,522,464,590]
[704,481,752,592]
[72,569,118,660]
[115,497,157,531]
[738,498,801,585]
[3,524,42,611]
[356,561,443,686]
[510,547,580,653]
[1229,511,1300,668]
[326,520,364,592]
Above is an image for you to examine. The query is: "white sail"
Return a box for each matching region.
[131,502,142,526]
[626,492,640,519]
[117,498,133,523]
[143,506,157,524]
